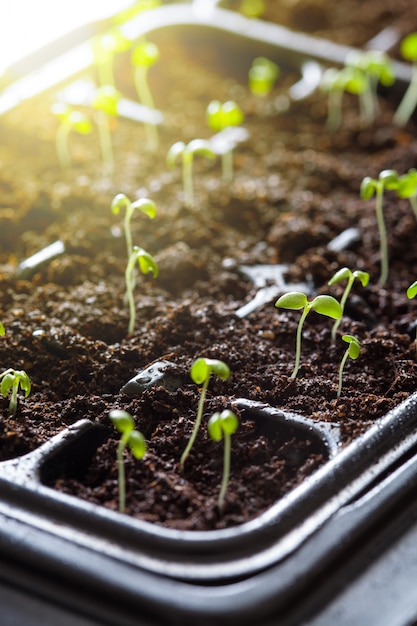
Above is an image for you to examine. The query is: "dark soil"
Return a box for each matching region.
[1,1,417,530]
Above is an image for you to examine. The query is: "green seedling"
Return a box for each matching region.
[394,32,417,126]
[180,358,230,472]
[345,50,395,126]
[337,334,361,398]
[111,193,157,261]
[248,57,280,97]
[275,292,342,379]
[109,409,147,513]
[392,168,417,220]
[132,40,160,151]
[206,100,244,181]
[360,169,399,285]
[208,409,239,511]
[407,280,417,352]
[320,65,366,130]
[92,85,122,174]
[125,246,158,335]
[167,139,216,208]
[93,28,131,87]
[328,267,370,341]
[0,368,31,417]
[51,103,92,169]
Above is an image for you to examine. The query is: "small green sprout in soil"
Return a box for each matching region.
[93,28,131,87]
[328,267,370,342]
[337,334,361,398]
[111,193,157,261]
[248,57,280,97]
[320,65,366,131]
[275,292,342,379]
[125,245,159,335]
[0,369,31,417]
[92,85,122,174]
[207,409,239,512]
[109,409,147,513]
[167,139,216,209]
[407,280,417,352]
[345,50,395,126]
[132,40,160,151]
[51,103,92,169]
[206,100,244,181]
[360,169,399,285]
[394,32,417,127]
[180,358,230,472]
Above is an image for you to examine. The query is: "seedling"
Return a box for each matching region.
[337,335,361,398]
[320,65,366,130]
[206,100,244,181]
[111,193,157,261]
[248,57,280,97]
[92,85,122,174]
[132,40,160,151]
[328,267,370,341]
[345,50,395,126]
[360,169,399,285]
[180,358,230,471]
[0,368,31,417]
[394,32,417,126]
[51,103,92,169]
[109,409,147,513]
[125,246,158,335]
[167,139,216,208]
[406,280,417,352]
[208,409,239,511]
[93,28,131,87]
[275,292,342,378]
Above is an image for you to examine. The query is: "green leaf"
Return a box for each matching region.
[407,281,417,299]
[379,169,399,190]
[132,41,159,68]
[69,111,92,135]
[353,270,370,287]
[109,409,135,434]
[360,176,377,199]
[311,295,342,319]
[127,430,147,459]
[342,334,361,359]
[328,267,351,285]
[0,322,4,336]
[185,139,216,159]
[111,193,129,215]
[400,32,417,63]
[92,85,121,116]
[0,373,13,398]
[167,141,185,167]
[249,57,280,96]
[207,412,223,441]
[134,248,159,278]
[19,371,31,397]
[275,292,308,310]
[190,358,230,384]
[207,410,238,441]
[131,198,157,219]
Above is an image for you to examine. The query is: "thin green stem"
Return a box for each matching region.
[376,185,388,284]
[125,257,136,335]
[218,433,231,511]
[183,153,194,209]
[327,90,343,131]
[117,434,129,513]
[180,377,209,471]
[55,123,71,169]
[221,150,234,182]
[97,111,114,175]
[394,62,417,127]
[134,67,159,152]
[331,277,354,342]
[291,307,309,379]
[409,195,417,220]
[337,348,350,398]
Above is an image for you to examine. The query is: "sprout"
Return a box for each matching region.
[248,57,280,97]
[167,139,216,208]
[93,28,131,87]
[125,246,158,335]
[111,193,157,261]
[320,65,366,130]
[275,292,342,378]
[345,50,395,126]
[0,368,31,417]
[51,103,92,169]
[328,267,370,341]
[337,334,361,398]
[407,280,417,352]
[92,85,122,174]
[208,409,239,511]
[180,358,230,472]
[132,40,160,151]
[206,100,244,181]
[109,409,147,513]
[360,169,399,285]
[394,32,417,127]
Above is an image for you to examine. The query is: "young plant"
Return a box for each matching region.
[51,103,92,169]
[320,65,366,131]
[328,267,370,341]
[109,409,147,513]
[207,409,239,511]
[167,139,216,208]
[407,280,417,352]
[132,40,160,151]
[125,246,158,335]
[275,292,342,379]
[337,335,361,398]
[206,100,244,181]
[92,85,122,174]
[180,358,230,472]
[0,369,31,417]
[394,32,417,127]
[111,193,157,260]
[248,57,280,97]
[360,169,399,285]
